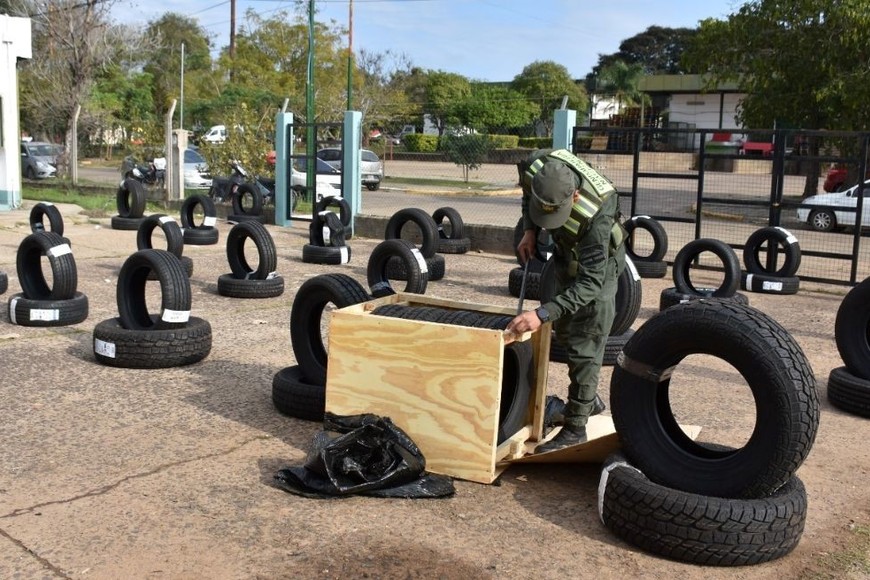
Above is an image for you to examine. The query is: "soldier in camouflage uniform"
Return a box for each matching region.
[506,149,626,452]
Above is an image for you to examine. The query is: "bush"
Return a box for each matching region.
[403,134,439,152]
[488,134,520,149]
[518,137,552,149]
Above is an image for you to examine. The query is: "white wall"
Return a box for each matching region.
[667,92,745,148]
[0,15,32,211]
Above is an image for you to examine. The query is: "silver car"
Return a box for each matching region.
[21,141,58,179]
[184,147,211,189]
[317,147,383,191]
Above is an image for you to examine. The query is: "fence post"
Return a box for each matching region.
[553,109,576,150]
[274,110,294,227]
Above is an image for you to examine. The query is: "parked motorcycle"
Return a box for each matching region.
[121,155,165,188]
[209,161,298,211]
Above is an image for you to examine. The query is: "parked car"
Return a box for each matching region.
[823,165,870,193]
[291,157,343,202]
[797,180,870,231]
[201,125,227,144]
[184,147,211,189]
[20,141,58,179]
[316,147,383,191]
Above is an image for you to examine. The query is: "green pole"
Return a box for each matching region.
[346,0,353,111]
[306,0,316,200]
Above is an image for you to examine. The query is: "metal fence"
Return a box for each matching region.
[362,128,870,287]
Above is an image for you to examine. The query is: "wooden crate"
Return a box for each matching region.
[325,292,551,484]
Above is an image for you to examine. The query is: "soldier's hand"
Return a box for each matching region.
[517,230,537,264]
[506,310,541,336]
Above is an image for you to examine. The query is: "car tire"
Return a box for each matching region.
[624,215,668,262]
[598,452,807,566]
[7,292,88,327]
[226,213,266,224]
[385,253,445,282]
[310,211,347,247]
[808,209,836,232]
[740,272,800,295]
[743,226,801,278]
[116,178,147,218]
[0,271,7,295]
[231,183,264,216]
[827,366,870,418]
[672,238,740,297]
[116,249,192,331]
[216,273,284,299]
[432,206,465,240]
[29,202,65,237]
[93,316,211,369]
[498,341,533,444]
[659,286,749,310]
[367,239,428,297]
[315,196,352,238]
[301,244,352,265]
[136,214,184,257]
[611,299,819,498]
[110,215,146,231]
[508,267,541,301]
[384,208,439,259]
[835,276,870,379]
[631,259,667,279]
[437,237,471,254]
[16,231,77,301]
[272,365,326,422]
[226,220,278,280]
[183,226,219,246]
[290,273,371,385]
[549,329,635,366]
[179,194,218,229]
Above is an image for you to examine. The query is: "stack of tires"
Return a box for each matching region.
[180,194,219,246]
[217,221,284,299]
[227,183,265,223]
[542,256,642,366]
[273,274,371,421]
[601,299,820,565]
[624,215,668,278]
[383,208,445,282]
[7,231,88,327]
[828,277,870,418]
[93,249,211,368]
[740,226,801,295]
[367,239,429,298]
[507,218,552,300]
[659,238,748,310]
[30,202,71,245]
[302,209,351,265]
[316,196,352,239]
[111,178,147,231]
[433,206,470,254]
[137,214,193,278]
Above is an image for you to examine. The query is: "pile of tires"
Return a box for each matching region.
[367,239,429,298]
[137,214,193,278]
[7,231,88,327]
[433,206,470,254]
[740,226,801,295]
[507,218,553,300]
[624,215,668,278]
[602,299,820,565]
[829,277,870,418]
[273,274,371,421]
[217,220,284,299]
[227,183,265,223]
[111,178,148,231]
[316,196,352,239]
[93,249,211,368]
[180,194,219,246]
[30,202,71,245]
[301,209,351,265]
[541,256,642,366]
[659,238,747,310]
[383,208,445,282]
[369,303,528,444]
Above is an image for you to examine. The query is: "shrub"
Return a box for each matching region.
[403,134,439,152]
[518,137,552,149]
[488,134,520,149]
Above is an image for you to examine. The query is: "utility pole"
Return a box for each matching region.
[180,42,185,130]
[306,0,316,199]
[229,0,236,81]
[346,0,353,111]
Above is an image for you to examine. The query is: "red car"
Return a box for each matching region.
[824,167,848,192]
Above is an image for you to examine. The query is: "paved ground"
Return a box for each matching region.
[0,201,868,579]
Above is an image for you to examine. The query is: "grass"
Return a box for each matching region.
[800,523,870,579]
[383,175,490,189]
[22,185,164,217]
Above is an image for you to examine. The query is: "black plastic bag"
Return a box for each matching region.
[274,413,455,499]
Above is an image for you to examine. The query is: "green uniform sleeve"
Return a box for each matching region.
[520,149,552,232]
[541,193,618,319]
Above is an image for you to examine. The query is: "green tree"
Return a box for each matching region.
[590,26,698,79]
[510,61,587,135]
[595,60,651,123]
[683,0,870,194]
[198,100,276,181]
[424,71,471,136]
[441,134,491,182]
[453,83,538,133]
[355,48,416,143]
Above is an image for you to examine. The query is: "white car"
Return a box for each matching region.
[316,147,384,191]
[291,157,343,202]
[184,147,211,189]
[797,180,870,232]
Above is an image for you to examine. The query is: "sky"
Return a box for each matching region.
[121,0,744,82]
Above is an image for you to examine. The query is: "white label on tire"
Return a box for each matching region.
[43,202,54,206]
[410,248,428,273]
[30,308,59,321]
[48,243,72,258]
[632,215,651,221]
[267,271,279,279]
[161,309,190,323]
[203,216,217,227]
[762,280,783,291]
[158,216,175,224]
[625,257,640,282]
[775,226,798,245]
[598,460,641,524]
[745,274,754,290]
[9,298,17,325]
[340,247,349,264]
[322,226,331,244]
[94,338,116,358]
